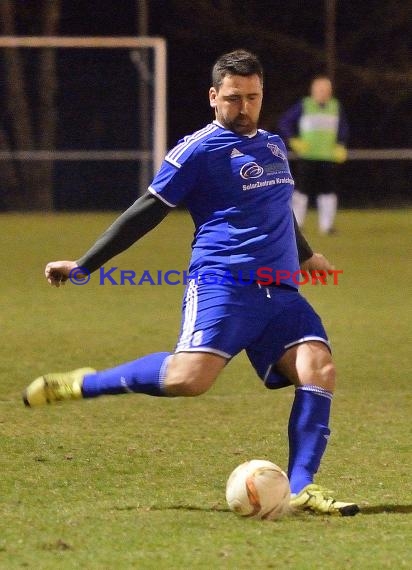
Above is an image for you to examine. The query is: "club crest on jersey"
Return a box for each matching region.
[240,161,264,180]
[267,143,287,161]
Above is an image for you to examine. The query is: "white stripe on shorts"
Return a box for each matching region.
[174,346,231,359]
[284,336,330,350]
[176,279,198,351]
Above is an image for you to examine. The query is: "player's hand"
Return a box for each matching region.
[301,253,336,284]
[301,252,334,272]
[333,144,347,163]
[45,260,79,287]
[289,137,309,156]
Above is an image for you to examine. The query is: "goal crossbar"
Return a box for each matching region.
[0,36,165,49]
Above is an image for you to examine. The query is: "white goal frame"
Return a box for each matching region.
[0,36,167,174]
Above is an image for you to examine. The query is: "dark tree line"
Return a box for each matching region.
[154,0,411,148]
[0,0,61,209]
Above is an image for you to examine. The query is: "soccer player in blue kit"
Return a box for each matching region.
[24,50,359,516]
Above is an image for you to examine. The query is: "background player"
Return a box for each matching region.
[23,50,359,516]
[278,76,349,233]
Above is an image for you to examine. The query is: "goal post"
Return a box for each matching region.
[0,36,167,208]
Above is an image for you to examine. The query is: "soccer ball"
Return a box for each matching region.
[226,459,291,520]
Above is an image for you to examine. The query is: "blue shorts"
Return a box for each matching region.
[175,279,330,389]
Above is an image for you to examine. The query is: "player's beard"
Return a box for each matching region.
[227,114,258,136]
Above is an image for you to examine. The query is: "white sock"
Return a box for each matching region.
[292,190,308,227]
[317,193,337,233]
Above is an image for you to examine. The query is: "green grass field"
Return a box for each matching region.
[0,209,411,569]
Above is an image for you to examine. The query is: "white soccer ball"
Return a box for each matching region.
[226,459,291,520]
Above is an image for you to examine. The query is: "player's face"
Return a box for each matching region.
[209,74,263,135]
[311,78,332,104]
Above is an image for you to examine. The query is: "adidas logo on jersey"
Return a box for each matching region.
[230,148,244,158]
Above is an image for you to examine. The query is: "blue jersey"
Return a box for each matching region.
[149,122,300,288]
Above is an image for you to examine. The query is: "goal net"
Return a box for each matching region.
[0,36,167,210]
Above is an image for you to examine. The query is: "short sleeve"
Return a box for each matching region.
[148,147,201,207]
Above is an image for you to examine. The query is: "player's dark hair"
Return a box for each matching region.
[212,49,263,89]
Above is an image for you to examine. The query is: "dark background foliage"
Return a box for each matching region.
[1,0,410,209]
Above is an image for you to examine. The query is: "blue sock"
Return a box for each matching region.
[82,352,172,398]
[287,385,332,494]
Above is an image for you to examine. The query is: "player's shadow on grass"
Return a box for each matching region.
[360,505,412,515]
[115,504,412,515]
[159,505,231,513]
[115,504,230,513]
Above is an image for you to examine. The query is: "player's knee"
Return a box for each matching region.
[313,361,336,393]
[163,352,226,397]
[164,371,213,397]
